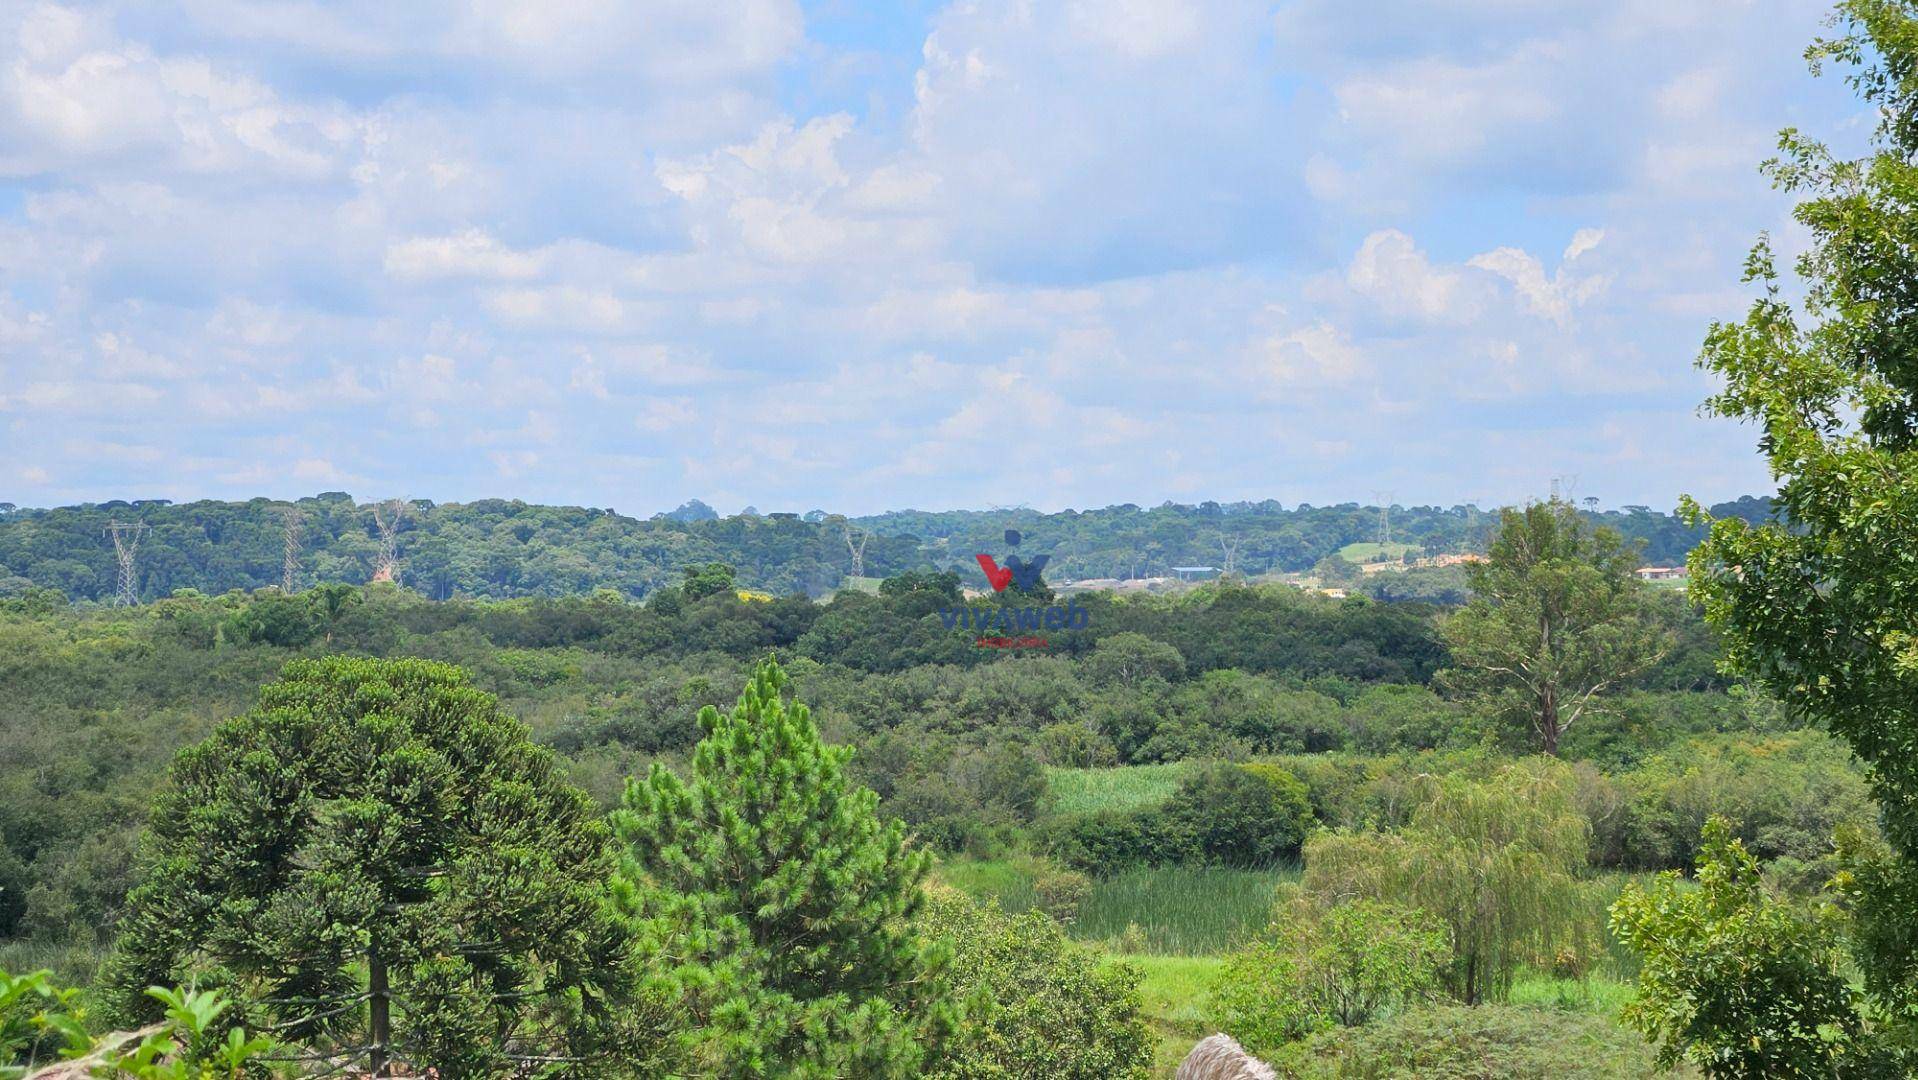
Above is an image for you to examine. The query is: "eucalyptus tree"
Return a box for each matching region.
[1441,498,1667,754]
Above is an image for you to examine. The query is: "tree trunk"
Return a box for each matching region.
[368,939,390,1076]
[1540,685,1560,756]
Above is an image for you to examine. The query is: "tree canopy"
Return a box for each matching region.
[100,656,670,1077]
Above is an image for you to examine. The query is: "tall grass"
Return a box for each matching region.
[1077,865,1296,955]
[935,858,1294,955]
[1047,762,1192,816]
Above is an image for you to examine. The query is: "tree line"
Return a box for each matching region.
[0,492,1771,604]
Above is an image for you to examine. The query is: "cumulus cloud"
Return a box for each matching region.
[0,0,1860,511]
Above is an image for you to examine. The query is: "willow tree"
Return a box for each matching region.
[1300,760,1591,1005]
[1441,499,1667,755]
[1685,0,1918,1030]
[101,657,674,1077]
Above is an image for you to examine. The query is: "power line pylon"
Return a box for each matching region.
[1217,532,1240,577]
[844,523,870,580]
[103,521,150,606]
[371,499,406,585]
[278,505,305,592]
[1371,490,1395,546]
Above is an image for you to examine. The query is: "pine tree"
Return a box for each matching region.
[612,659,954,1078]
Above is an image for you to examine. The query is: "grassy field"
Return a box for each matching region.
[935,857,1294,955]
[1337,541,1420,563]
[1117,952,1224,1075]
[1046,762,1192,815]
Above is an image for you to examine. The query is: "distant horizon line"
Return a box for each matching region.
[0,489,1775,521]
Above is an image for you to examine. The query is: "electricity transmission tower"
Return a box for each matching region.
[1371,490,1395,546]
[844,523,870,579]
[371,499,406,584]
[278,505,305,592]
[103,522,150,606]
[1217,532,1240,576]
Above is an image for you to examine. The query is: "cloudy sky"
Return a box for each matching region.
[0,0,1866,515]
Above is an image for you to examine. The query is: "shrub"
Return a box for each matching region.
[1213,898,1448,1056]
[1163,762,1313,868]
[4,968,275,1080]
[1033,866,1092,925]
[921,890,1153,1080]
[1046,809,1177,873]
[1611,817,1863,1077]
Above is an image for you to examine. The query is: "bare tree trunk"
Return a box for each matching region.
[368,940,390,1076]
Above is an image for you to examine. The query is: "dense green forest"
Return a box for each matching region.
[0,531,1865,1074]
[0,493,1771,604]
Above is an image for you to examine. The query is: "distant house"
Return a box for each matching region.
[1635,566,1687,581]
[1171,566,1220,581]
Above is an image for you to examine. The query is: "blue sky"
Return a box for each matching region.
[0,0,1867,515]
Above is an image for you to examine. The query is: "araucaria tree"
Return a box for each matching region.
[1685,0,1918,1046]
[612,659,954,1078]
[1441,499,1667,754]
[102,657,672,1077]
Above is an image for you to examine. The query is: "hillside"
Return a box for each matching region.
[0,493,1772,604]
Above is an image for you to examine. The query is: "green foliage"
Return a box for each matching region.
[1302,760,1591,1004]
[920,890,1152,1080]
[611,660,954,1078]
[878,570,962,605]
[1165,762,1314,868]
[1685,0,1918,1028]
[1611,817,1863,1078]
[1274,1002,1675,1079]
[1213,898,1448,1056]
[0,494,1743,604]
[1578,732,1878,875]
[680,562,738,601]
[3,968,273,1080]
[1031,866,1092,925]
[100,656,667,1076]
[1047,762,1311,872]
[1441,499,1669,755]
[1073,867,1295,955]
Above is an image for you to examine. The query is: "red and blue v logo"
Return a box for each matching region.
[976,530,1048,592]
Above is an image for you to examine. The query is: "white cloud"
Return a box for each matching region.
[1265,321,1366,386]
[1347,230,1481,323]
[0,0,1840,512]
[385,229,546,282]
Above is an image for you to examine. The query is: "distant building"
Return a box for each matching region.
[1635,566,1687,581]
[1171,566,1220,581]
